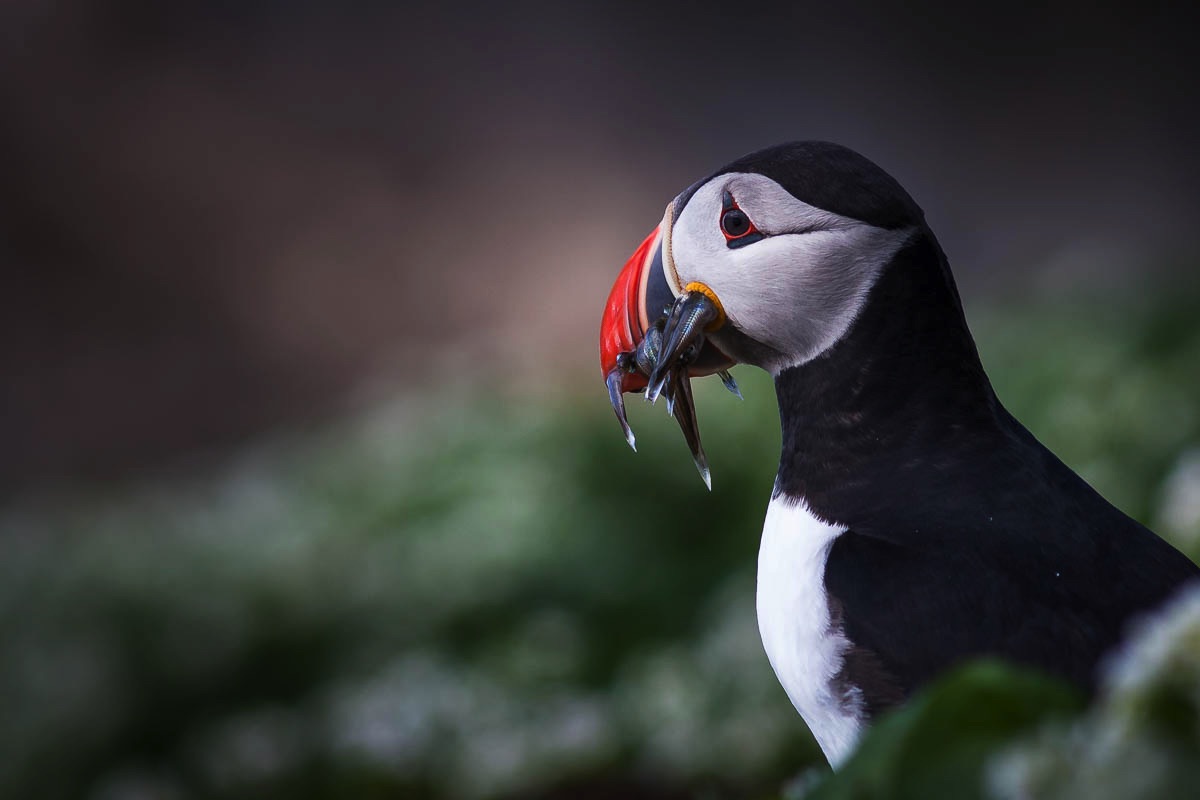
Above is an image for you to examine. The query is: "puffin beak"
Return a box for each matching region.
[600,225,659,451]
[599,209,738,488]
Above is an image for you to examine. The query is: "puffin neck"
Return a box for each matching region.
[771,231,1003,524]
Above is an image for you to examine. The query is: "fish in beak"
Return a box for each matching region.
[598,205,739,488]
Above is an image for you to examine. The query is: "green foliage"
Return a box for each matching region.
[0,372,811,800]
[988,586,1200,800]
[0,294,1197,799]
[805,663,1084,800]
[796,585,1200,800]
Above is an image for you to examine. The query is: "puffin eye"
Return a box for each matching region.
[720,190,763,248]
[721,208,750,237]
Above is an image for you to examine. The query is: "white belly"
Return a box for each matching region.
[756,495,863,767]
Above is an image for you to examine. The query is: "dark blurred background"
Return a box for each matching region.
[4,1,1199,487]
[2,3,1199,799]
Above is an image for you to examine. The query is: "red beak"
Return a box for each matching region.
[599,225,660,393]
[598,218,739,482]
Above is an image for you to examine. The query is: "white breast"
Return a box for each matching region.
[756,494,863,767]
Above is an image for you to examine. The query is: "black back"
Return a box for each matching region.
[772,225,1198,717]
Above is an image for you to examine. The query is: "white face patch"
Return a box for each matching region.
[757,495,863,767]
[670,173,915,374]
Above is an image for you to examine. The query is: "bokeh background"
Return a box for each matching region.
[2,3,1199,799]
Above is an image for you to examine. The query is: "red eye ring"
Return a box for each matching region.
[719,190,760,244]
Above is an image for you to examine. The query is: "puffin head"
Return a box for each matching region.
[599,141,930,485]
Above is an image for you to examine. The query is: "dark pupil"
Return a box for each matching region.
[722,209,750,237]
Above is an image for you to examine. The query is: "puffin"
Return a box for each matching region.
[598,141,1199,767]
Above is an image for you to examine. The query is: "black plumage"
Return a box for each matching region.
[740,145,1200,715]
[625,140,1200,733]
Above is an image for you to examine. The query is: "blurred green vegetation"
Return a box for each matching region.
[806,662,1086,800]
[1,294,1198,800]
